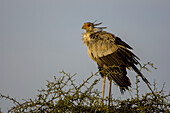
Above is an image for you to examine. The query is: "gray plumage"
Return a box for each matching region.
[82,22,151,94]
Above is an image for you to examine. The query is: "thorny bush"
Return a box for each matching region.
[0,62,170,113]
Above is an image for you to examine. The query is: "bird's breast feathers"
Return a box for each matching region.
[82,32,91,44]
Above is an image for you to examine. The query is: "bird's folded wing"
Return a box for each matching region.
[88,33,118,58]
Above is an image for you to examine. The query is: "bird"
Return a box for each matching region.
[81,21,156,106]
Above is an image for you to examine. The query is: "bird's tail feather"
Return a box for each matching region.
[130,63,158,99]
[130,63,151,85]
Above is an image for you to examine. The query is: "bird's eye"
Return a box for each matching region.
[87,24,91,27]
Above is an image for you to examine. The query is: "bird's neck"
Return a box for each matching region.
[82,32,91,45]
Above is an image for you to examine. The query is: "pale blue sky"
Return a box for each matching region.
[0,0,170,112]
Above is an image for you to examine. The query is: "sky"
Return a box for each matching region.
[0,0,170,112]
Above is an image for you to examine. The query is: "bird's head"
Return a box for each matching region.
[81,22,94,32]
[81,21,106,32]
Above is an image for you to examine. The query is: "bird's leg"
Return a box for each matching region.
[108,79,112,107]
[102,76,106,103]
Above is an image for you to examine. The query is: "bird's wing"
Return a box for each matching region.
[88,31,139,66]
[88,31,118,59]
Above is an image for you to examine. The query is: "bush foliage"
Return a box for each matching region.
[0,62,170,113]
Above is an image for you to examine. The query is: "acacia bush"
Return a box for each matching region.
[0,62,170,113]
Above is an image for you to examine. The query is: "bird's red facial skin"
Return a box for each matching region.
[82,23,92,29]
[84,24,89,29]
